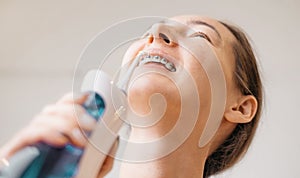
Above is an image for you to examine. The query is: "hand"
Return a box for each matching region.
[0,92,96,159]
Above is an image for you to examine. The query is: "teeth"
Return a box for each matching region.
[140,55,151,65]
[153,56,161,62]
[139,54,176,72]
[165,62,175,71]
[170,67,176,72]
[161,58,167,64]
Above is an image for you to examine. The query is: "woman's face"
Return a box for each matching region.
[122,15,238,144]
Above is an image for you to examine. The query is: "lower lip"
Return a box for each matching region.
[139,62,169,71]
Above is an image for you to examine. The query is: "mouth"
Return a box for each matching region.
[137,51,177,72]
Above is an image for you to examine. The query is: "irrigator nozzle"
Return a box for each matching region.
[116,51,148,93]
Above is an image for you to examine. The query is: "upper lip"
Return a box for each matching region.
[139,48,180,69]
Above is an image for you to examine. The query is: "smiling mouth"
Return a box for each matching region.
[138,53,176,72]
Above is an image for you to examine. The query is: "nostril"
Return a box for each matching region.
[147,34,154,43]
[159,33,170,44]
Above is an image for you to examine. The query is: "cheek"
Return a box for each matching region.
[182,62,215,143]
[190,65,211,111]
[214,49,237,108]
[122,39,146,66]
[182,52,212,110]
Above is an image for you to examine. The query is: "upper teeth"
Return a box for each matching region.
[139,55,176,72]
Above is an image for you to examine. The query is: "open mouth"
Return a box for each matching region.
[138,53,176,72]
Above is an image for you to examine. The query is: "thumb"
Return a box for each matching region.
[97,138,119,178]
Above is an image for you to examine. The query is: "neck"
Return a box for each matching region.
[118,135,208,178]
[119,95,210,178]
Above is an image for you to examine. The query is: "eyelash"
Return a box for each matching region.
[191,32,212,43]
[142,31,212,44]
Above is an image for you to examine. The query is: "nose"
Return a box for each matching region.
[146,23,177,46]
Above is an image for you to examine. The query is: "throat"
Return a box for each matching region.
[118,142,207,178]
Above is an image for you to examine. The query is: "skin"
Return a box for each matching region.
[0,15,258,178]
[115,15,257,178]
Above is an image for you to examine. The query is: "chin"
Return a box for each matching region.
[127,73,180,115]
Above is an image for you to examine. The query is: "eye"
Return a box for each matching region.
[191,32,212,43]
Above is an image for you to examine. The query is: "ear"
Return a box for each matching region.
[224,95,258,123]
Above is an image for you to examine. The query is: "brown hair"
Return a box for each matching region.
[203,22,263,177]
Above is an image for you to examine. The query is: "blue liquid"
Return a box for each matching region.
[21,92,105,178]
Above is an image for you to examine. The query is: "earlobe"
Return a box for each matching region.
[224,95,258,123]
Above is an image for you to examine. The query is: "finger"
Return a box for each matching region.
[0,125,68,159]
[59,114,97,147]
[37,129,70,147]
[56,92,88,105]
[35,114,95,147]
[23,115,76,148]
[0,104,93,159]
[41,103,85,117]
[0,146,40,178]
[97,138,119,177]
[41,103,85,121]
[77,114,97,131]
[32,108,96,148]
[0,130,29,159]
[40,105,96,132]
[97,156,115,178]
[67,128,88,147]
[0,101,96,158]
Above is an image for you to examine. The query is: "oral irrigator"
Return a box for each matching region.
[0,51,146,178]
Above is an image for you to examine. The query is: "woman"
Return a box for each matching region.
[0,15,262,178]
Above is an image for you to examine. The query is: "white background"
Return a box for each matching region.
[0,0,299,177]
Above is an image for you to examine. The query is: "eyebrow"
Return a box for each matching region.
[187,20,222,39]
